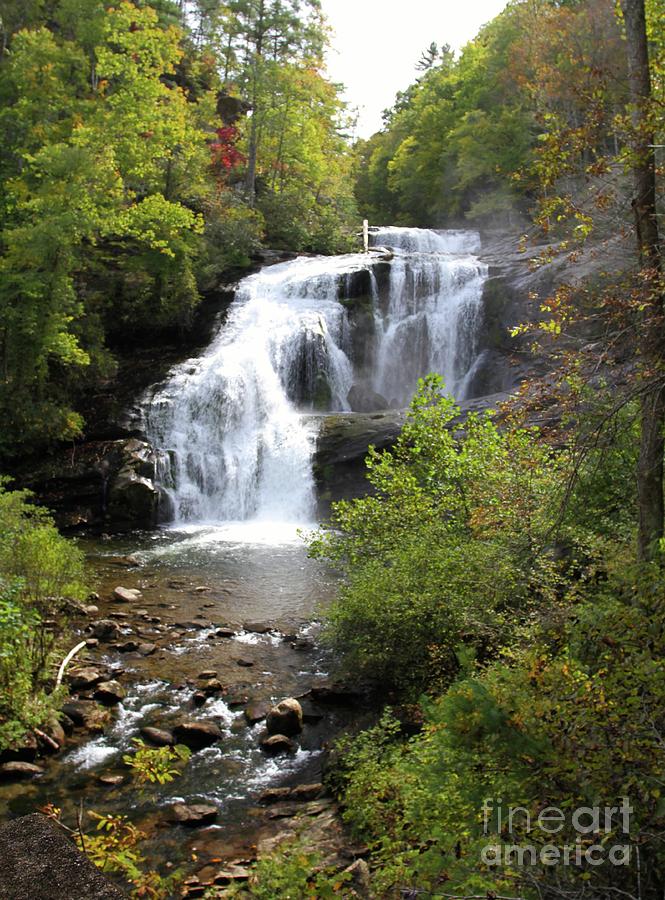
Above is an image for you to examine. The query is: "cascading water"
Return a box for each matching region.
[369,227,487,406]
[142,228,488,525]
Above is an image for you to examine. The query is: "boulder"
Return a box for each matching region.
[90,620,121,642]
[94,681,126,706]
[244,699,272,725]
[172,721,223,751]
[61,701,110,734]
[171,803,218,827]
[260,734,296,756]
[0,762,44,781]
[343,859,371,898]
[0,813,126,899]
[266,699,303,737]
[113,586,142,603]
[140,726,174,747]
[347,384,389,413]
[106,440,160,531]
[68,667,105,691]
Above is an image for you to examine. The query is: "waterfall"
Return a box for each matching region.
[142,228,488,525]
[370,227,487,406]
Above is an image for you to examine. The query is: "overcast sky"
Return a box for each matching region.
[320,0,509,138]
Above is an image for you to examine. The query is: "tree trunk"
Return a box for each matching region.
[244,0,266,201]
[621,0,664,560]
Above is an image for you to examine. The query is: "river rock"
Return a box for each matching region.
[259,783,323,805]
[140,726,174,747]
[138,642,157,656]
[61,701,110,733]
[171,803,219,827]
[200,678,224,696]
[113,586,142,603]
[116,640,140,653]
[68,667,105,691]
[94,681,126,706]
[198,670,218,679]
[172,721,223,750]
[98,774,124,787]
[0,762,45,781]
[90,619,121,641]
[235,657,254,668]
[243,621,272,634]
[110,555,140,568]
[244,699,272,725]
[260,734,296,756]
[266,699,303,737]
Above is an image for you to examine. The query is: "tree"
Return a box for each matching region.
[620,0,664,560]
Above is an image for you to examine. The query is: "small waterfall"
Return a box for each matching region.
[143,229,488,525]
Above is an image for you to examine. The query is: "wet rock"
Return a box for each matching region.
[200,678,224,696]
[109,555,140,568]
[134,608,149,617]
[224,684,252,707]
[61,701,110,733]
[40,715,66,752]
[198,670,218,679]
[113,586,142,603]
[94,681,126,706]
[259,783,323,805]
[85,638,100,649]
[244,700,272,725]
[108,611,129,620]
[194,586,210,593]
[68,668,105,691]
[260,734,296,756]
[106,441,160,531]
[0,813,126,899]
[116,640,140,653]
[347,384,389,413]
[90,619,121,642]
[214,627,235,638]
[192,692,207,707]
[266,699,303,737]
[235,657,254,668]
[138,642,157,656]
[290,636,315,651]
[243,621,272,634]
[140,726,174,747]
[84,605,99,616]
[171,803,219,827]
[0,762,45,781]
[172,721,223,751]
[308,680,364,705]
[98,774,124,787]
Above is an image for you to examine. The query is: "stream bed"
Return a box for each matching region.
[0,522,364,880]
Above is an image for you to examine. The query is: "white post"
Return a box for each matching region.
[363,219,369,253]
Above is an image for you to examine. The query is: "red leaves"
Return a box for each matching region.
[209,126,245,180]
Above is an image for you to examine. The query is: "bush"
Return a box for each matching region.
[0,479,86,748]
[309,375,570,695]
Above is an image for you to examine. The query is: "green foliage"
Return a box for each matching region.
[123,738,191,786]
[0,479,86,749]
[219,837,351,899]
[310,375,568,695]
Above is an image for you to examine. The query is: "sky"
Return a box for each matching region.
[320,0,509,138]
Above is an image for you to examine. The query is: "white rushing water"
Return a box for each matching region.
[143,228,488,525]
